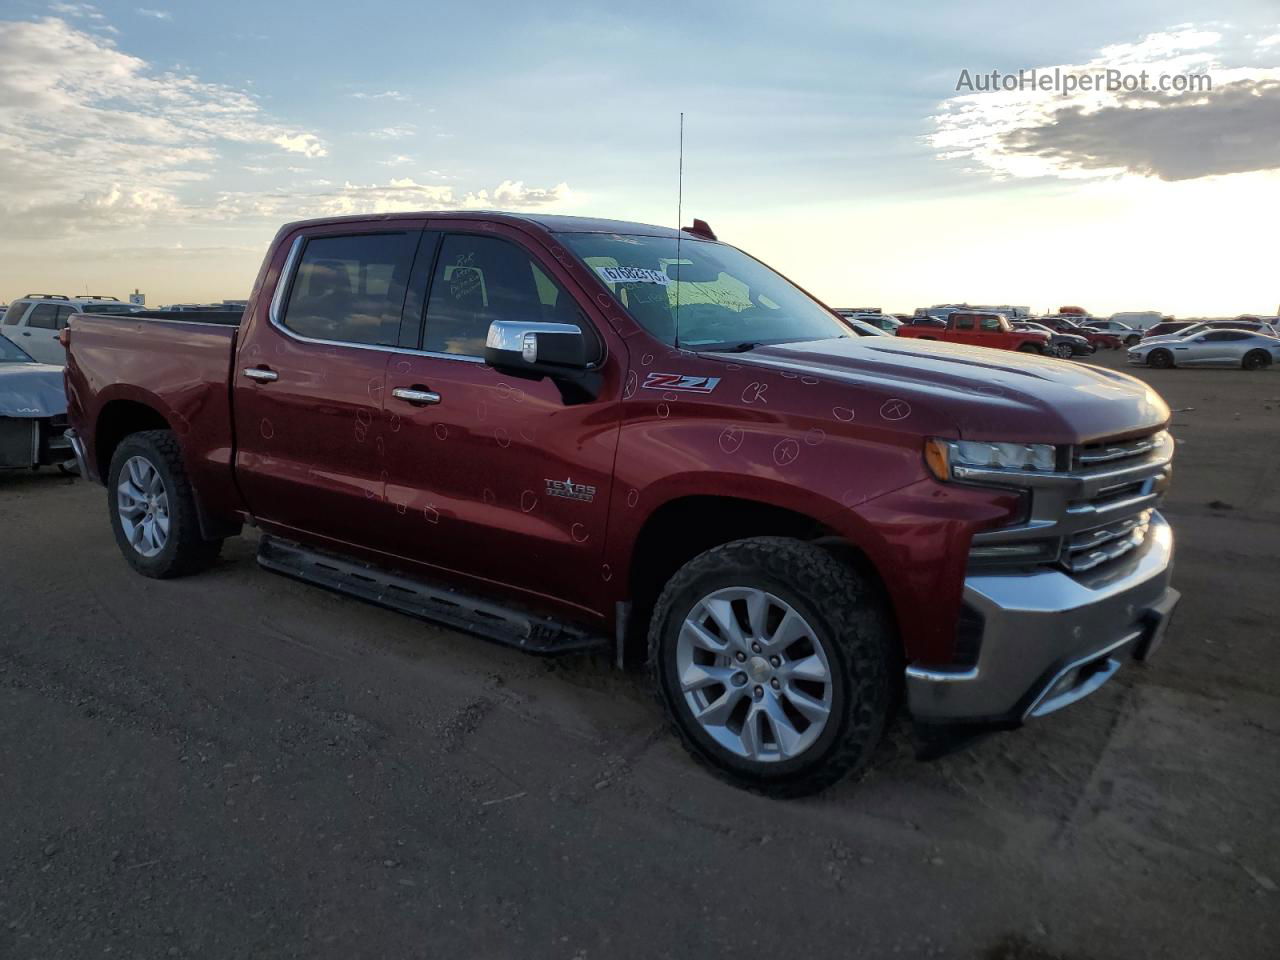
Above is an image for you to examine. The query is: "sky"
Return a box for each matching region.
[1,0,1278,315]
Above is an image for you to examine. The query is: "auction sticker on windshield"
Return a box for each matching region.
[596,265,670,285]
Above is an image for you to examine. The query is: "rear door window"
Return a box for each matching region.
[281,232,419,346]
[25,304,59,329]
[54,306,75,329]
[3,301,31,325]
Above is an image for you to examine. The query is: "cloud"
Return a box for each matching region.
[929,25,1280,182]
[999,79,1280,181]
[50,2,105,21]
[352,90,407,101]
[1,15,572,243]
[0,16,326,237]
[48,1,118,33]
[213,178,573,220]
[365,125,416,139]
[136,8,172,19]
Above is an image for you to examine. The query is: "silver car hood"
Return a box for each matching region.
[0,362,67,417]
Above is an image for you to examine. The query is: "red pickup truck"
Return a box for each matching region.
[896,312,1050,353]
[63,212,1180,795]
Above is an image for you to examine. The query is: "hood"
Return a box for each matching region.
[712,337,1169,445]
[0,361,67,417]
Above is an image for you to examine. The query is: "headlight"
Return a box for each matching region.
[925,437,1060,482]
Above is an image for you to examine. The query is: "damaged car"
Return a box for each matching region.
[0,337,75,473]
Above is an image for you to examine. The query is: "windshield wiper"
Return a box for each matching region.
[704,341,761,353]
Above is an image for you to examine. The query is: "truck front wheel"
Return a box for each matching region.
[649,537,893,796]
[107,430,222,579]
[1018,343,1043,353]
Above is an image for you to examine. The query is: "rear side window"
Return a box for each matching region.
[55,306,75,329]
[26,303,59,329]
[952,316,974,330]
[3,301,31,325]
[281,232,418,346]
[422,234,588,358]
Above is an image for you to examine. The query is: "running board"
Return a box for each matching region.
[256,536,608,656]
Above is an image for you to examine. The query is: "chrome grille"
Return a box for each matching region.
[967,428,1173,577]
[1063,511,1152,573]
[1059,429,1170,575]
[1075,432,1165,468]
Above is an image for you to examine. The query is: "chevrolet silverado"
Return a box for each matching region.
[64,212,1180,795]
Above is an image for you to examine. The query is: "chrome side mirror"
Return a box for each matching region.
[485,321,588,372]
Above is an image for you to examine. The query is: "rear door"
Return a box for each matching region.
[14,303,66,364]
[232,222,427,551]
[378,221,623,618]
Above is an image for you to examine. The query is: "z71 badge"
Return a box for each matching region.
[641,373,721,394]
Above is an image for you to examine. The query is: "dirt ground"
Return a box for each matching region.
[1,351,1276,960]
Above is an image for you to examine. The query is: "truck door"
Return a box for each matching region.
[976,314,1007,347]
[15,303,68,364]
[377,220,624,619]
[232,222,427,551]
[949,315,979,346]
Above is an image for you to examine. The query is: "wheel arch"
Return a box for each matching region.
[94,395,174,481]
[619,493,890,667]
[94,393,238,542]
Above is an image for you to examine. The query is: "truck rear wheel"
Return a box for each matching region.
[107,430,222,579]
[649,537,893,796]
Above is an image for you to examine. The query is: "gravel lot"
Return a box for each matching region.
[1,352,1276,960]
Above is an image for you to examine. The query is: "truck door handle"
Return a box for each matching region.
[242,367,279,382]
[391,385,441,406]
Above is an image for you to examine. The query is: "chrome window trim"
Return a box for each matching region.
[265,232,486,365]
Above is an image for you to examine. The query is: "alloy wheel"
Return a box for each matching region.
[675,587,834,763]
[117,455,170,557]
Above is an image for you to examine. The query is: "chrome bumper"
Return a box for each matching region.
[906,511,1178,723]
[64,428,91,480]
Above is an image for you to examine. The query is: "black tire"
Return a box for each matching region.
[1148,349,1174,369]
[107,430,222,579]
[1053,343,1074,359]
[1018,343,1043,354]
[648,537,894,797]
[1242,350,1271,371]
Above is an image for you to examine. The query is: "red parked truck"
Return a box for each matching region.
[63,212,1180,795]
[895,311,1051,353]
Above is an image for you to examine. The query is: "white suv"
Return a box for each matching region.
[1,295,141,365]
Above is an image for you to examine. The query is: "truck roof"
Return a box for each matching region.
[276,210,688,239]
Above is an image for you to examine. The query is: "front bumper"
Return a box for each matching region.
[906,511,1178,725]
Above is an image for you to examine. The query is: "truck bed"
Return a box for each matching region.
[64,311,243,524]
[130,310,243,326]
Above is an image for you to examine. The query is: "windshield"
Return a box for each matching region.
[561,234,849,349]
[0,338,34,362]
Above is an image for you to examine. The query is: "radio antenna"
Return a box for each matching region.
[673,112,683,350]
